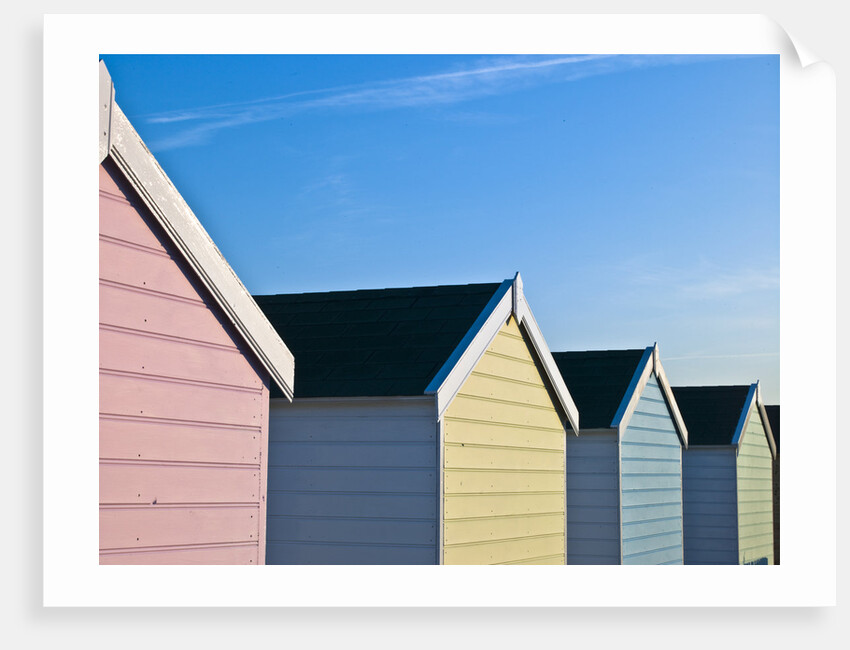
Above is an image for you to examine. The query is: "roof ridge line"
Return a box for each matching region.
[254,281,502,300]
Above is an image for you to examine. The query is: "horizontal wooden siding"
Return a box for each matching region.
[443,317,566,565]
[266,398,438,564]
[566,430,619,564]
[620,374,684,565]
[737,409,774,565]
[682,448,738,564]
[99,162,269,565]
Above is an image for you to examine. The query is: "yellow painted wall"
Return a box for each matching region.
[442,316,566,564]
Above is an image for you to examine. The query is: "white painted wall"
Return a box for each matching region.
[566,429,620,564]
[266,397,438,564]
[682,447,739,564]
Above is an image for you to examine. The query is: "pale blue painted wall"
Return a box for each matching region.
[566,430,620,564]
[265,398,438,564]
[620,374,684,565]
[682,447,738,564]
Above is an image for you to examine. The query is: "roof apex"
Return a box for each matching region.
[99,60,295,399]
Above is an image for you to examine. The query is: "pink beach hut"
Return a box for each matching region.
[98,61,295,564]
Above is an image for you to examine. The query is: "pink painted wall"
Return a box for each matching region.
[99,161,270,564]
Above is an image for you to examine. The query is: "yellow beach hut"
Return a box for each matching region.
[254,273,579,564]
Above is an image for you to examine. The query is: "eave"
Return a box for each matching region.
[425,273,580,433]
[611,343,689,448]
[732,381,777,460]
[99,61,295,399]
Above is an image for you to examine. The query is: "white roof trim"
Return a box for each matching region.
[99,61,295,400]
[573,427,618,437]
[611,346,654,432]
[610,344,688,448]
[757,398,778,460]
[743,382,778,460]
[99,62,114,164]
[270,394,434,406]
[427,273,580,433]
[512,277,579,433]
[652,345,689,448]
[731,383,759,451]
[683,445,738,452]
[425,279,513,416]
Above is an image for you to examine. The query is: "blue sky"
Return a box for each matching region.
[100,54,780,403]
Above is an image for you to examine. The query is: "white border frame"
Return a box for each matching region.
[43,12,835,607]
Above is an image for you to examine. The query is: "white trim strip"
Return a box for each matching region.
[99,62,113,164]
[617,417,624,565]
[652,347,690,449]
[731,383,759,450]
[683,444,739,451]
[426,280,513,416]
[269,394,433,409]
[100,61,295,400]
[437,414,445,566]
[756,389,778,460]
[610,346,654,431]
[428,274,579,432]
[513,289,579,433]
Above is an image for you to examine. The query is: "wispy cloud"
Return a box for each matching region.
[141,54,724,150]
[300,173,350,197]
[663,351,778,362]
[623,259,779,300]
[680,271,778,298]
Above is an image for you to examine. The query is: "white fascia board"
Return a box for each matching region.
[99,62,114,163]
[437,415,445,565]
[610,346,654,433]
[274,394,434,405]
[684,444,737,452]
[575,427,617,436]
[755,386,778,460]
[268,394,434,414]
[513,285,579,434]
[426,279,513,417]
[652,348,690,449]
[731,383,759,451]
[427,273,580,431]
[99,61,295,400]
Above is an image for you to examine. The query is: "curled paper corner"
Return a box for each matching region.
[763,14,824,69]
[784,31,823,69]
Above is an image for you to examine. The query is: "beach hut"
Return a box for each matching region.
[551,346,688,565]
[765,405,780,564]
[99,61,295,564]
[254,273,579,564]
[672,384,777,565]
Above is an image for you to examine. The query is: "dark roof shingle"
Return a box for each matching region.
[551,349,647,430]
[254,282,502,398]
[670,385,752,446]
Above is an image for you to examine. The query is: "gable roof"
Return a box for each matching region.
[552,349,646,429]
[552,344,688,446]
[254,282,502,398]
[255,273,580,432]
[672,385,752,446]
[99,61,295,399]
[671,384,776,462]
